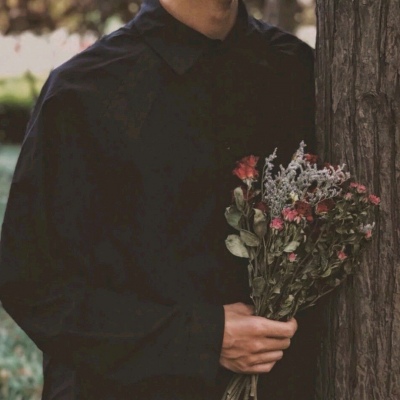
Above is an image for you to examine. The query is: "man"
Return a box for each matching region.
[0,0,320,398]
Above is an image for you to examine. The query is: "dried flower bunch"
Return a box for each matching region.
[222,142,380,400]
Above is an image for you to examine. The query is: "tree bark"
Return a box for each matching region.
[315,1,400,399]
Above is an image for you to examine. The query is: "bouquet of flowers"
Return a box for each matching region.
[222,141,380,400]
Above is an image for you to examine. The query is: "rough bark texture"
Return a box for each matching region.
[315,1,400,399]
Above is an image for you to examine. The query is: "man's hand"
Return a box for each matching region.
[220,303,297,374]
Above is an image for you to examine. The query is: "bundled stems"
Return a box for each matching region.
[223,144,379,400]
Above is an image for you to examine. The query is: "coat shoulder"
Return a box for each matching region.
[249,18,314,69]
[40,26,150,103]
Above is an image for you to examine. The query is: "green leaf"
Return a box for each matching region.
[283,241,301,253]
[225,206,243,230]
[275,238,283,250]
[253,208,266,224]
[320,268,332,278]
[346,234,358,243]
[240,230,261,247]
[253,209,267,238]
[267,253,275,265]
[283,294,295,306]
[254,221,267,238]
[234,187,245,211]
[336,226,348,234]
[252,277,266,296]
[272,286,281,294]
[225,235,249,258]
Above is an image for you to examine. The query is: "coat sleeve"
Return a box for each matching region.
[0,83,225,386]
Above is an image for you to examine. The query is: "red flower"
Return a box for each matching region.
[344,192,353,201]
[357,184,367,193]
[337,250,347,261]
[304,153,318,164]
[270,217,284,231]
[244,155,259,168]
[350,182,367,193]
[233,156,259,181]
[316,198,335,214]
[368,194,381,205]
[232,164,248,180]
[294,200,313,222]
[282,207,299,222]
[365,230,373,239]
[288,253,297,262]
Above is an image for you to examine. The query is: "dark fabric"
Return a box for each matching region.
[0,0,320,398]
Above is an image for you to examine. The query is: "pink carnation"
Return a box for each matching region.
[357,184,367,193]
[344,192,353,200]
[282,207,299,222]
[288,253,297,262]
[365,230,373,239]
[337,250,347,261]
[350,182,367,193]
[369,194,381,205]
[270,217,284,231]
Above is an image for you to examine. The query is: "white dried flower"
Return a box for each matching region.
[262,142,351,216]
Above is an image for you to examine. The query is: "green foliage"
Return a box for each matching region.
[0,74,45,108]
[0,144,19,220]
[0,307,43,400]
[1,0,142,35]
[0,145,42,399]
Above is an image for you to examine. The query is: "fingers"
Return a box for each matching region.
[250,316,298,338]
[220,303,298,375]
[248,350,283,366]
[251,337,291,353]
[246,361,277,374]
[220,355,281,375]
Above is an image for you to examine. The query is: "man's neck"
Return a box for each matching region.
[159,0,239,40]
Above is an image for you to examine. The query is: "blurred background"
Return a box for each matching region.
[0,0,315,398]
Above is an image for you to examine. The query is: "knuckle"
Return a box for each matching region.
[251,320,263,335]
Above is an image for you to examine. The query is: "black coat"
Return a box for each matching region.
[0,0,321,398]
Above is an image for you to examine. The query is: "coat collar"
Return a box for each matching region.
[126,0,262,74]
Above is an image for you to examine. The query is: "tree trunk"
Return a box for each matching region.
[315,1,400,399]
